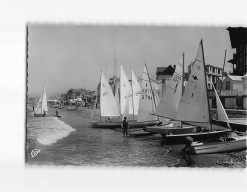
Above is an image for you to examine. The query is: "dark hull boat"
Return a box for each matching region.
[212,119,247,132]
[91,120,161,129]
[184,132,247,154]
[144,124,197,136]
[163,127,232,144]
[91,121,122,128]
[34,113,46,117]
[129,120,161,128]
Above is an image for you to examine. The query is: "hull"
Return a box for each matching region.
[91,120,161,129]
[34,113,46,117]
[212,119,247,132]
[188,136,247,154]
[66,108,77,111]
[144,125,196,135]
[164,129,232,144]
[91,121,122,128]
[129,120,162,128]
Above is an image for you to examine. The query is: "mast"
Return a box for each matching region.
[220,49,227,96]
[145,62,156,109]
[99,70,102,122]
[182,53,185,95]
[131,68,135,121]
[201,39,212,131]
[145,62,158,121]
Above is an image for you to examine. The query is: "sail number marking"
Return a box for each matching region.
[173,73,182,85]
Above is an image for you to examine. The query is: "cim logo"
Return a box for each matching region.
[31,149,41,158]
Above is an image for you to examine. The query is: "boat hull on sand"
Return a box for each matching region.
[144,124,196,135]
[91,120,161,129]
[186,136,247,154]
[212,119,247,132]
[162,129,232,144]
[129,120,162,128]
[91,121,122,128]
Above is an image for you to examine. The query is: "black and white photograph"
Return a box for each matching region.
[1,0,247,192]
[26,24,247,168]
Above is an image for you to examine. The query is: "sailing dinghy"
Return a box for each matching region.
[154,40,231,143]
[183,85,247,154]
[211,92,247,132]
[127,64,161,128]
[114,65,160,129]
[34,84,48,117]
[91,71,122,128]
[144,53,196,136]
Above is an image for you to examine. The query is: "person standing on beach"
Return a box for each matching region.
[122,117,128,137]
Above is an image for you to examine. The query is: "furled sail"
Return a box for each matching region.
[137,65,158,122]
[155,54,184,119]
[100,71,120,117]
[213,85,231,128]
[175,40,210,123]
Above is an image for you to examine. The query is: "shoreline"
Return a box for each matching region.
[49,106,246,168]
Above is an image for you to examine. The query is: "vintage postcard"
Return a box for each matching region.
[26,24,247,168]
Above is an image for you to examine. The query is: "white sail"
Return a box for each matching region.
[100,71,120,117]
[120,66,131,115]
[114,81,120,111]
[35,96,42,114]
[122,96,130,120]
[35,83,48,114]
[213,85,231,128]
[175,40,210,123]
[42,84,48,112]
[131,69,141,115]
[137,65,157,122]
[155,55,183,119]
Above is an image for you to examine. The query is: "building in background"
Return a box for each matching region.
[156,65,175,83]
[227,27,247,76]
[210,75,245,109]
[188,63,223,90]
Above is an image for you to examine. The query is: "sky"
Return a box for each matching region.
[28,24,234,97]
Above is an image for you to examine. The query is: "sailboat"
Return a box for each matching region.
[184,85,247,154]
[144,53,196,136]
[91,71,122,128]
[115,65,160,129]
[34,83,48,117]
[128,64,161,128]
[211,90,247,132]
[150,40,231,143]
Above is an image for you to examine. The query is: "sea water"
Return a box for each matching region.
[26,107,180,167]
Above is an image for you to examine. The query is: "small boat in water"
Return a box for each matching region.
[183,132,247,154]
[34,83,48,117]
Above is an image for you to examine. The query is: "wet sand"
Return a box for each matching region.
[50,106,246,168]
